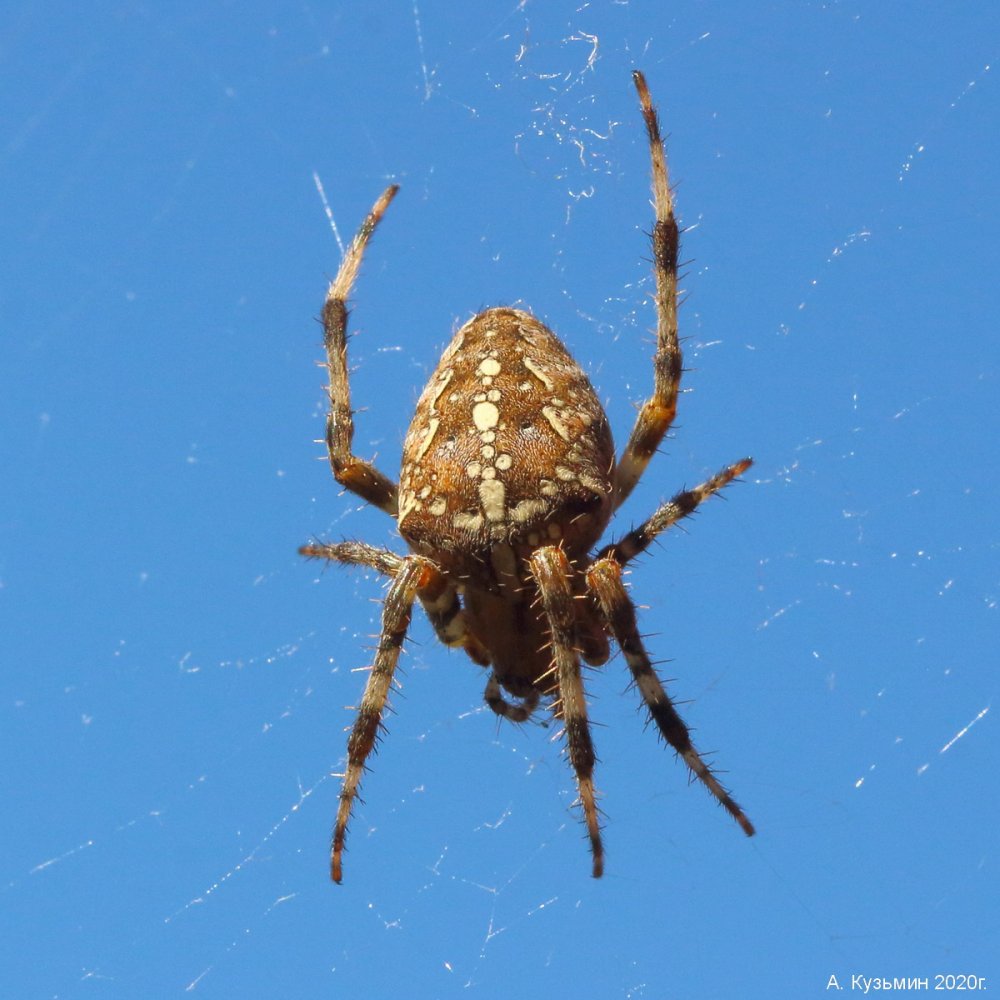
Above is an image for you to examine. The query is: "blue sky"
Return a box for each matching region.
[3,2,998,997]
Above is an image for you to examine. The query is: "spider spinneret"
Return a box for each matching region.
[301,71,755,883]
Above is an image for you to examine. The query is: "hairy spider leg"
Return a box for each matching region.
[599,458,753,566]
[322,185,401,515]
[331,555,445,882]
[530,546,605,878]
[301,539,404,577]
[613,71,683,509]
[586,557,755,837]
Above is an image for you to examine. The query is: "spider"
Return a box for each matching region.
[301,71,755,883]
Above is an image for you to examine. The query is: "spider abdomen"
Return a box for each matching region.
[398,307,615,582]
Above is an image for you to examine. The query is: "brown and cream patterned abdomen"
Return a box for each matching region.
[398,308,615,578]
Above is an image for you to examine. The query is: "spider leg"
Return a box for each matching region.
[599,457,752,567]
[613,71,682,510]
[302,540,490,667]
[322,185,401,515]
[331,554,439,882]
[586,556,755,838]
[530,546,604,878]
[301,539,405,577]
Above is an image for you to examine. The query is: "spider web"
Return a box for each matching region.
[3,2,998,996]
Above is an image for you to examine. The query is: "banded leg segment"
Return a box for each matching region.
[586,556,755,838]
[600,458,752,566]
[530,546,604,878]
[614,71,683,509]
[322,185,400,515]
[331,555,433,882]
[301,540,489,666]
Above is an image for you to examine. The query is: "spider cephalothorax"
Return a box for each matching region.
[302,72,755,883]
